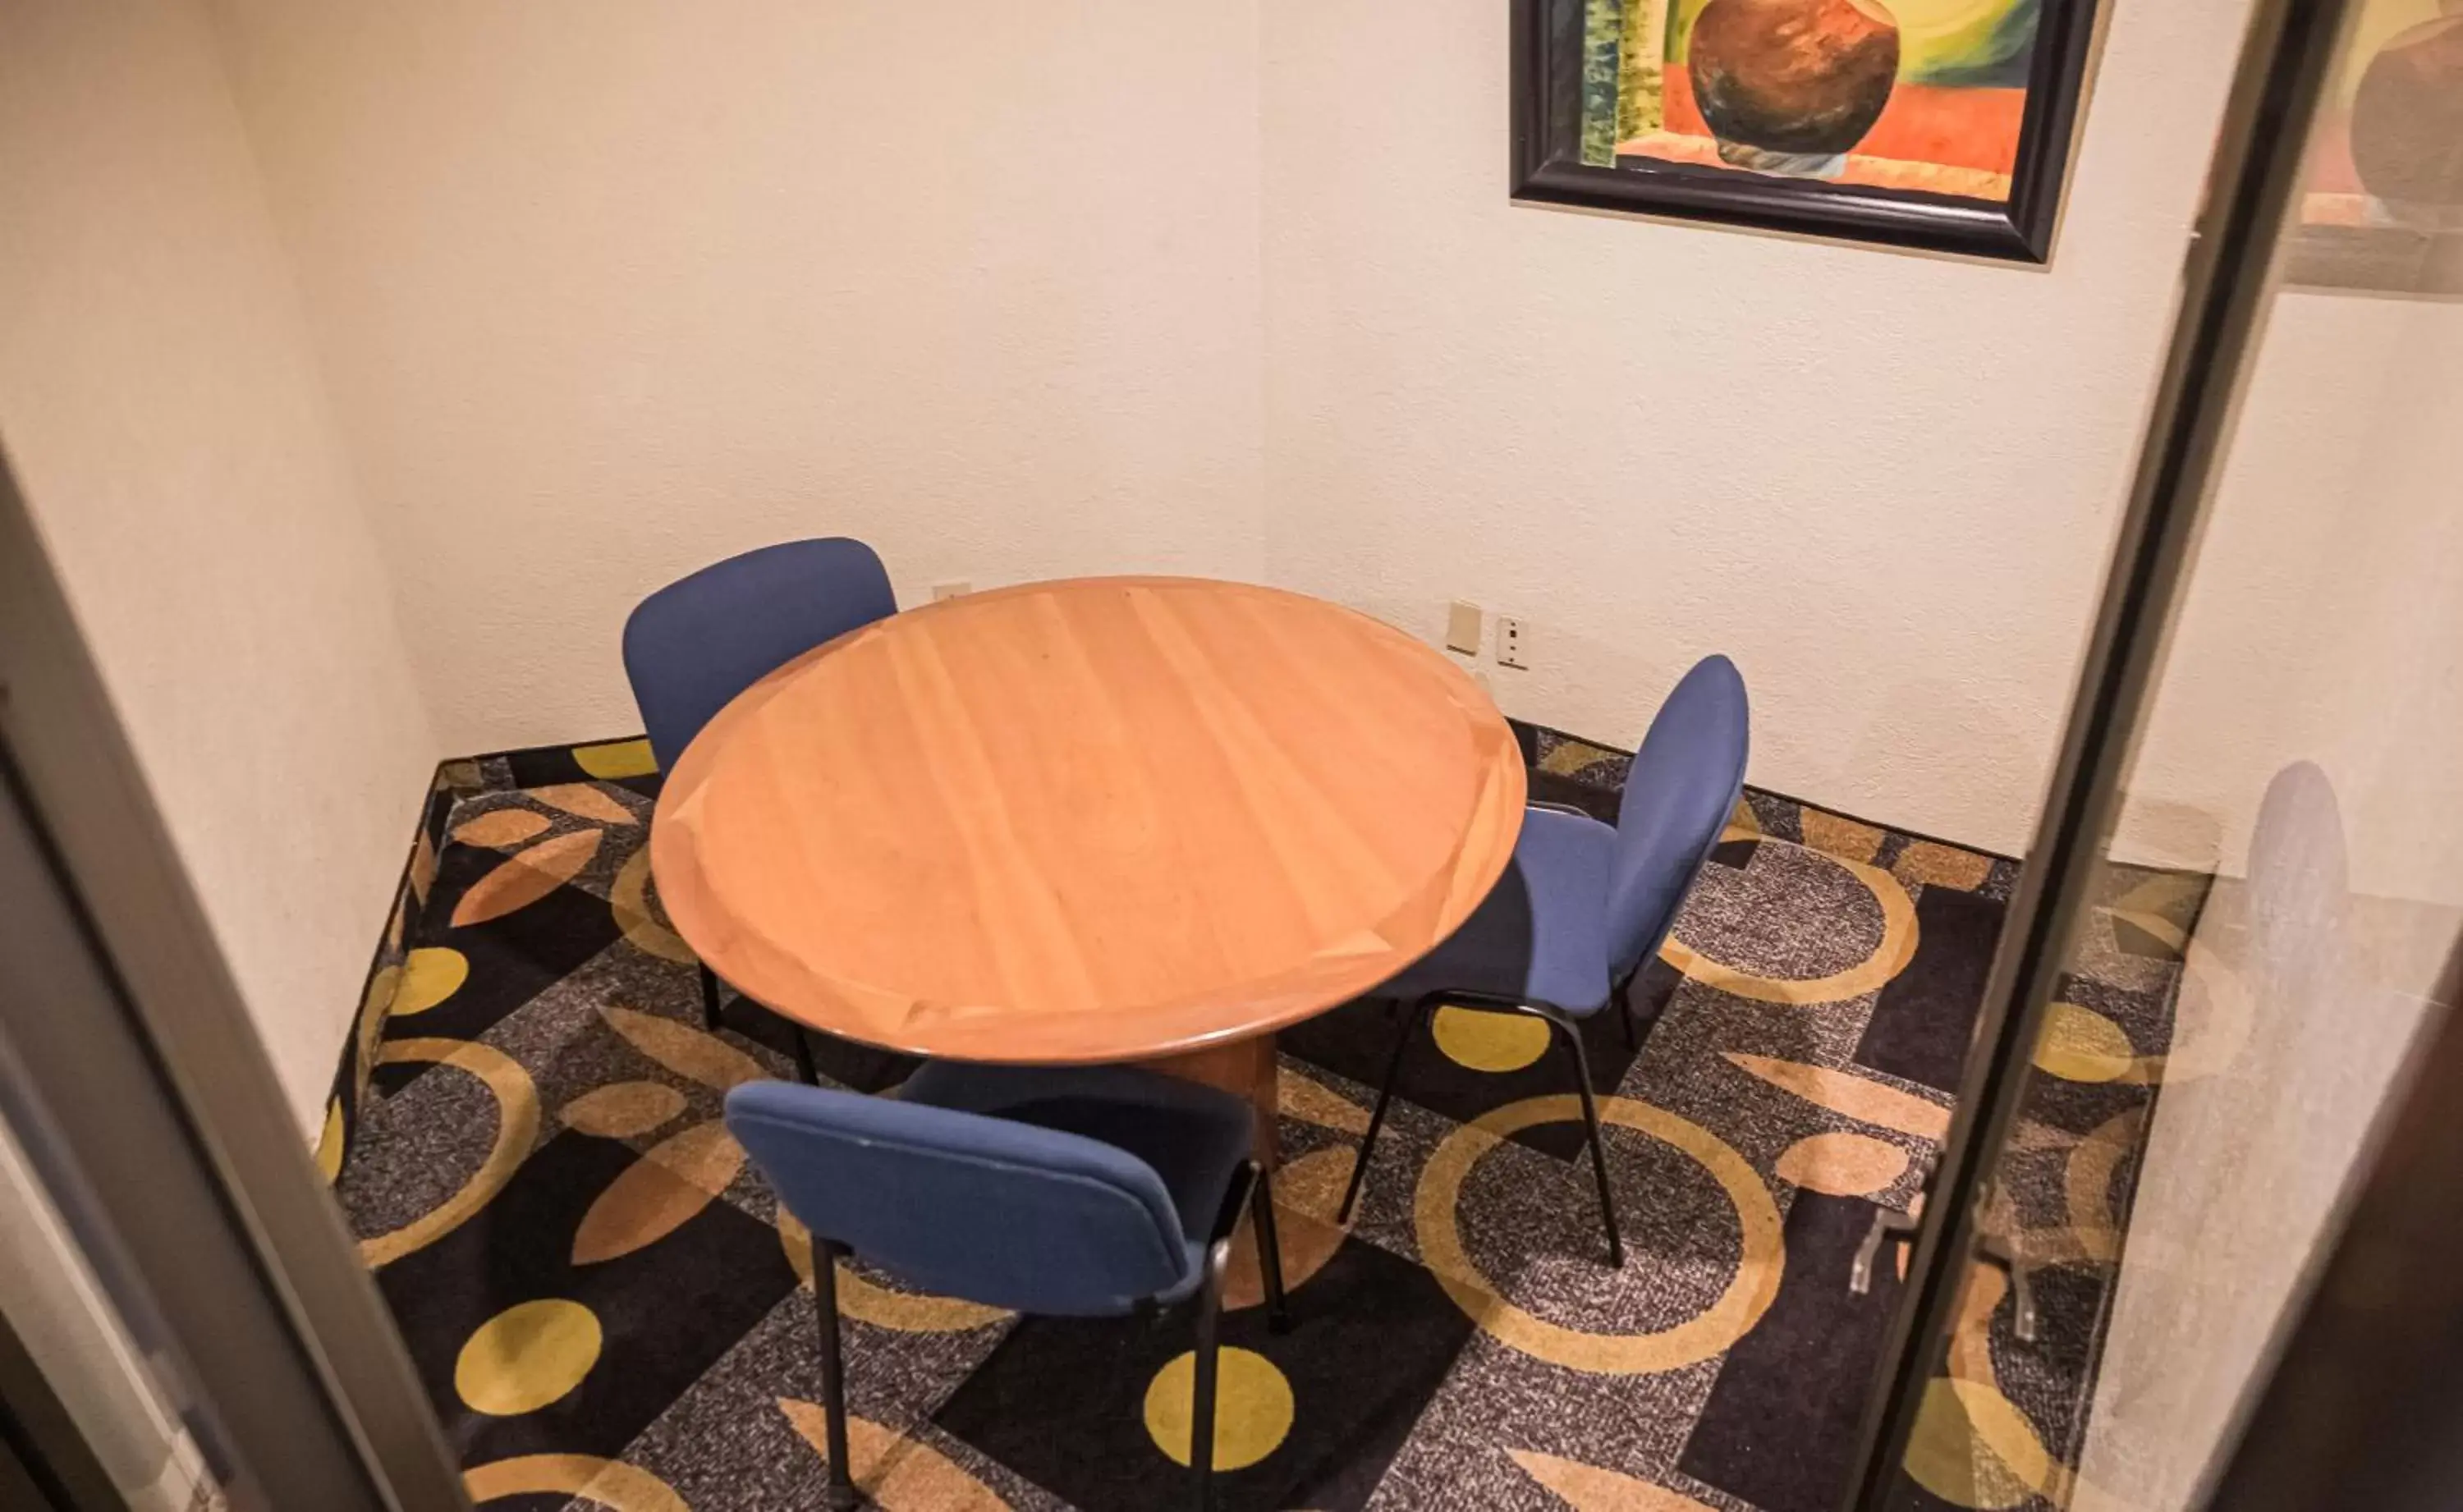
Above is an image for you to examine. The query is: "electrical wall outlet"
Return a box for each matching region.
[1445,600,1484,656]
[931,580,974,602]
[1497,616,1529,669]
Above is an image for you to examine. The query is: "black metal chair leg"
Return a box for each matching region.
[1250,1164,1291,1333]
[1337,996,1435,1224]
[813,1239,861,1510]
[1190,1242,1228,1512]
[1615,962,1647,1052]
[1548,1014,1625,1268]
[704,959,819,1086]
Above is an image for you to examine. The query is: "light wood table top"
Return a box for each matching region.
[650,576,1526,1065]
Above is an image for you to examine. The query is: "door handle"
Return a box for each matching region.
[1851,1203,1922,1296]
[1848,1171,2040,1345]
[1851,1153,1932,1297]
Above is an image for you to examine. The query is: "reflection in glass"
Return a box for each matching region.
[1882,0,2463,1503]
[0,1108,236,1510]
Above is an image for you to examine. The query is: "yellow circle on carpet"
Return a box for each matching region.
[1431,1006,1552,1072]
[1657,844,1919,1006]
[396,947,470,1015]
[314,1099,346,1184]
[360,1039,539,1269]
[465,1454,687,1511]
[2032,1003,2135,1084]
[456,1299,603,1416]
[1415,1093,1783,1373]
[1141,1347,1293,1470]
[774,1208,1012,1333]
[1901,1377,2051,1509]
[573,739,658,780]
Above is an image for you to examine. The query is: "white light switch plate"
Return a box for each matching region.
[1445,600,1483,655]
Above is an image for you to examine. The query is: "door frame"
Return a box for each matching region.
[0,449,470,1511]
[0,1301,119,1512]
[1837,0,2358,1504]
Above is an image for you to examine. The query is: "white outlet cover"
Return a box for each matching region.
[932,580,973,601]
[1498,616,1529,669]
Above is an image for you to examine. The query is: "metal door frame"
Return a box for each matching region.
[1838,0,2356,1503]
[0,448,470,1512]
[0,1300,119,1512]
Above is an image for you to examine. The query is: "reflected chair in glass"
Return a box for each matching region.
[621,537,898,1073]
[1337,654,1750,1266]
[727,1064,1289,1512]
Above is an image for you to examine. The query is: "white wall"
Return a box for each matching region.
[0,0,439,1132]
[206,0,1268,755]
[1258,0,2250,855]
[203,0,2263,855]
[0,0,2297,1142]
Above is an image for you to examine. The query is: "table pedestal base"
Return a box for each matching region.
[1140,1035,1279,1165]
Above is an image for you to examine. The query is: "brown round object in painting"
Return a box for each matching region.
[1689,0,1901,163]
[2352,16,2463,214]
[651,577,1525,1065]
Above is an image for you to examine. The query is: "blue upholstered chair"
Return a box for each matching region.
[727,1064,1288,1512]
[1337,655,1750,1267]
[621,538,898,1067]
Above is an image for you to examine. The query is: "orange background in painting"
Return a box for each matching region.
[1662,70,2027,175]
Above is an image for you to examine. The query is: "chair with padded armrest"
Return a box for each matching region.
[727,1063,1289,1511]
[621,538,898,1075]
[1337,654,1750,1267]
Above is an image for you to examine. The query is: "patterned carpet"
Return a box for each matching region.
[318,723,2174,1512]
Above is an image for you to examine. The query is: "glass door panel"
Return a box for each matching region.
[1851,0,2463,1505]
[0,1101,236,1512]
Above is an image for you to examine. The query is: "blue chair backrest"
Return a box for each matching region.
[621,538,897,771]
[725,1081,1195,1317]
[1606,655,1751,977]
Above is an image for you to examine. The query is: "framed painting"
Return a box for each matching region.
[1511,0,2104,261]
[2282,0,2463,296]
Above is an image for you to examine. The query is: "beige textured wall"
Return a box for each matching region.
[205,0,2266,855]
[205,0,1268,757]
[0,0,439,1132]
[2073,291,2463,1507]
[0,0,2333,1147]
[1257,0,2251,855]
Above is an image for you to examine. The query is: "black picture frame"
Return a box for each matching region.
[1510,0,2103,262]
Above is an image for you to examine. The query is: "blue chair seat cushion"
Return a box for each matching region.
[897,1061,1255,1296]
[1375,805,1618,1015]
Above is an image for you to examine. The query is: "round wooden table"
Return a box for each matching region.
[650,575,1527,1156]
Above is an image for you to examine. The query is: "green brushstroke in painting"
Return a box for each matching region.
[1580,0,1671,163]
[1619,0,1670,140]
[1580,0,1626,164]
